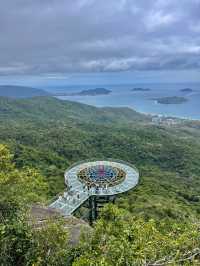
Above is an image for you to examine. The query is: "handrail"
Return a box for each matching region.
[64,158,139,175]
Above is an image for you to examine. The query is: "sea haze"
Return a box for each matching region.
[45,83,200,120]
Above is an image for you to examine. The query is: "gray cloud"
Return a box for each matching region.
[0,0,200,75]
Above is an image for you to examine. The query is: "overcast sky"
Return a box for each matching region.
[0,0,200,82]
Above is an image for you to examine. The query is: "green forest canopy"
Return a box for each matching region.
[1,96,200,265]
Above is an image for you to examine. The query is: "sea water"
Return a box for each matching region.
[45,83,200,120]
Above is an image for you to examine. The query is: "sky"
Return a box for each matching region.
[0,0,200,85]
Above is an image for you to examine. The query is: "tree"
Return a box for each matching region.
[73,204,200,266]
[0,145,70,266]
[0,216,70,266]
[0,144,48,206]
[26,219,70,266]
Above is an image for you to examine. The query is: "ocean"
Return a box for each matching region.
[45,83,200,120]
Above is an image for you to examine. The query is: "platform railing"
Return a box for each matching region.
[64,158,139,175]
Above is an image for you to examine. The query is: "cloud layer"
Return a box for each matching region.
[0,0,200,75]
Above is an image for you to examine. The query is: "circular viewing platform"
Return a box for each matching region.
[65,160,139,196]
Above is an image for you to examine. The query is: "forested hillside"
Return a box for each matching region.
[1,96,200,265]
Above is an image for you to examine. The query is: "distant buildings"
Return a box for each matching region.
[151,115,181,126]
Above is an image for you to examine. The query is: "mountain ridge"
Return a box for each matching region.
[0,85,51,98]
[0,95,149,124]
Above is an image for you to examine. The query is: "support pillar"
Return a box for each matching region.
[89,196,93,226]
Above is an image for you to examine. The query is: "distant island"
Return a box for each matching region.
[131,88,151,92]
[0,85,50,98]
[180,88,193,93]
[154,96,188,105]
[56,88,112,97]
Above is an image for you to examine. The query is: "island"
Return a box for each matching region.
[131,88,151,92]
[153,96,188,105]
[180,88,193,93]
[74,88,111,96]
[54,88,112,97]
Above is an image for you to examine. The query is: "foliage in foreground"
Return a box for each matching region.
[0,144,48,206]
[0,144,70,265]
[74,205,200,266]
[0,213,70,266]
[0,145,200,265]
[1,204,200,266]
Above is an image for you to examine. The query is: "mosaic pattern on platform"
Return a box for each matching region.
[78,165,125,186]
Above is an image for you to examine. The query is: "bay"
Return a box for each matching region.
[45,83,200,120]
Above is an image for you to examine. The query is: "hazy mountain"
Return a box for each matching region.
[0,85,51,98]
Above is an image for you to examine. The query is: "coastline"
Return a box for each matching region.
[137,109,200,122]
[56,96,200,122]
